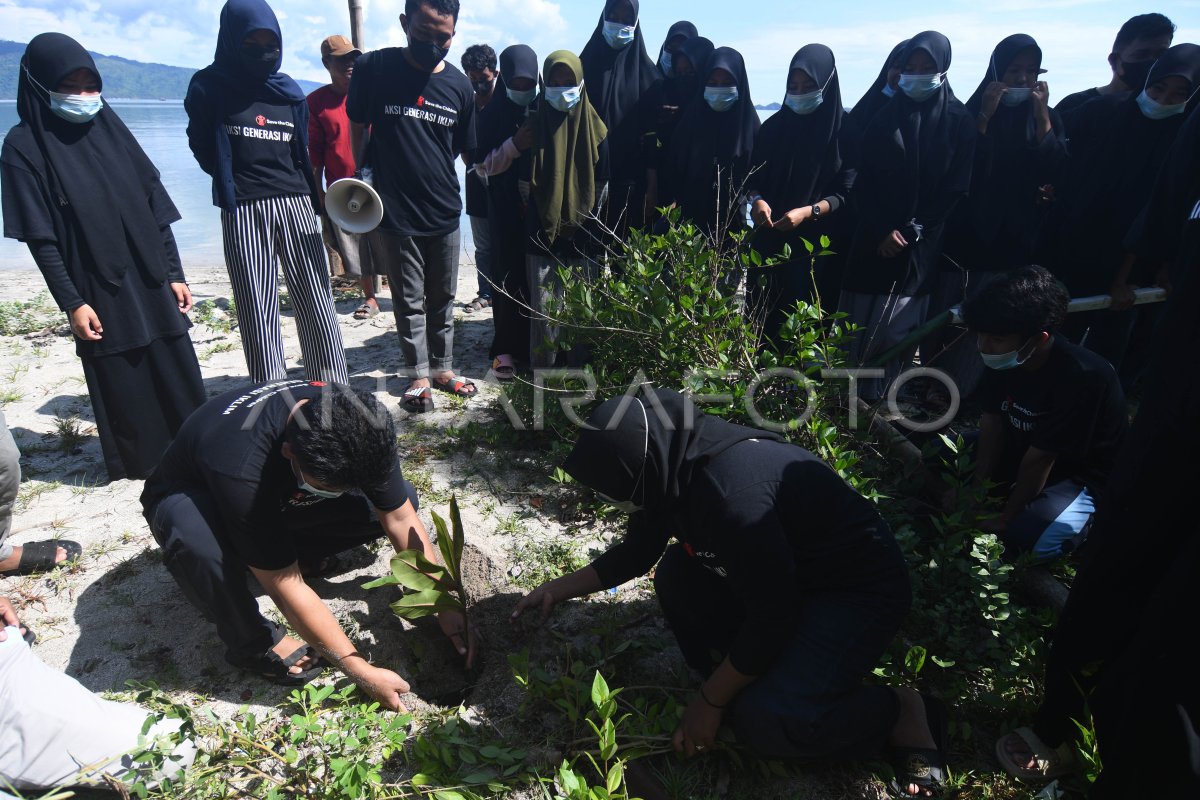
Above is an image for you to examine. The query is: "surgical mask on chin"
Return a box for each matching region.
[980,336,1036,370]
[602,20,637,50]
[784,89,823,115]
[407,37,449,71]
[1136,90,1187,120]
[507,86,537,106]
[898,72,944,102]
[49,91,103,123]
[704,85,739,112]
[545,83,583,112]
[882,84,897,98]
[299,480,345,499]
[660,51,673,76]
[1001,87,1033,106]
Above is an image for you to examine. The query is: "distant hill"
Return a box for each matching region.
[755,102,782,111]
[0,40,321,100]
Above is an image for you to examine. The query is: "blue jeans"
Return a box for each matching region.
[653,543,910,760]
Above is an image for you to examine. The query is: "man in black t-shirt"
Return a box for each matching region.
[960,266,1128,561]
[141,380,473,709]
[346,0,479,414]
[1056,13,1174,115]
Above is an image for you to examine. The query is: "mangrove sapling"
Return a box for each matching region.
[363,495,472,651]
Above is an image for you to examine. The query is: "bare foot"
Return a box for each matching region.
[0,544,69,573]
[890,687,938,797]
[408,377,431,391]
[271,636,317,675]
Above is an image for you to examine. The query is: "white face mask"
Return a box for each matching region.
[898,72,944,102]
[545,83,583,112]
[704,85,739,112]
[507,86,537,106]
[25,65,104,124]
[602,19,637,50]
[1001,87,1033,106]
[1136,89,1188,120]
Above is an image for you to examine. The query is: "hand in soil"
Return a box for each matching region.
[437,610,477,669]
[356,665,412,713]
[510,582,560,624]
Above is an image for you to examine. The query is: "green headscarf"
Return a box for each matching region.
[531,50,608,244]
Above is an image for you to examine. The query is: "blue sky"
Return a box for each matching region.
[2,1,1197,105]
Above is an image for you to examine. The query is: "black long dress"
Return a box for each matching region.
[580,0,661,232]
[476,45,537,364]
[0,33,204,481]
[747,44,856,339]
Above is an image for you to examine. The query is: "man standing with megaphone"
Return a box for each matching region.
[308,34,382,321]
[347,0,480,414]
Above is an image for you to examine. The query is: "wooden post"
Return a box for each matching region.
[348,0,365,49]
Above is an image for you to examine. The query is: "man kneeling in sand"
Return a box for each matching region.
[140,380,473,710]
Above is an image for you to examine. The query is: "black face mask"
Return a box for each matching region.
[1119,58,1154,91]
[241,45,280,79]
[408,37,449,71]
[472,79,493,95]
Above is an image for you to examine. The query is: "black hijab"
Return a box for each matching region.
[2,33,178,287]
[670,35,715,106]
[966,34,1043,114]
[859,32,968,227]
[562,389,782,510]
[1124,104,1200,271]
[667,47,761,207]
[207,0,305,103]
[752,44,844,212]
[847,39,908,133]
[657,20,698,73]
[477,44,538,158]
[580,0,660,169]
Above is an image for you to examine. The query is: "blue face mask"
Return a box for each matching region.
[784,89,823,115]
[882,84,897,98]
[602,20,637,50]
[704,85,739,112]
[545,83,583,112]
[979,335,1036,370]
[1136,90,1187,120]
[1001,87,1033,106]
[507,86,537,107]
[660,51,673,76]
[49,91,104,124]
[898,72,944,102]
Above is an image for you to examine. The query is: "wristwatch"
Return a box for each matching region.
[810,204,822,220]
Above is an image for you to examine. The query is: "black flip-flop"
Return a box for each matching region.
[888,694,949,798]
[21,625,36,646]
[230,644,324,687]
[0,539,83,577]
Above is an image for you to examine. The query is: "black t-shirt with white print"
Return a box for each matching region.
[141,380,410,571]
[225,101,312,203]
[976,337,1128,491]
[346,48,477,236]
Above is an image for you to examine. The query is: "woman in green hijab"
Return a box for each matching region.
[525,50,608,368]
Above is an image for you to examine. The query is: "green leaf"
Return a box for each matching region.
[360,574,401,590]
[591,672,610,709]
[905,645,927,675]
[606,762,623,793]
[390,589,463,620]
[389,550,457,594]
[449,496,466,580]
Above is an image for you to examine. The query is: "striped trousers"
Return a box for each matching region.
[221,195,349,384]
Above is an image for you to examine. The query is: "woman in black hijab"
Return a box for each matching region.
[846,40,909,145]
[638,22,700,219]
[929,34,1068,398]
[746,44,856,342]
[185,0,347,386]
[0,33,205,482]
[512,389,945,795]
[474,44,540,378]
[839,32,976,401]
[580,0,660,232]
[663,47,761,239]
[1041,43,1200,370]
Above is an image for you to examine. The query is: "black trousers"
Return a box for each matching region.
[653,543,910,760]
[145,483,415,663]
